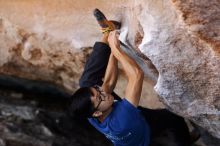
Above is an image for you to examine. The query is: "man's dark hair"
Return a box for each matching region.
[69,87,95,119]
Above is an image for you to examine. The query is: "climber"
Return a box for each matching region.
[69,9,198,146]
[70,8,150,146]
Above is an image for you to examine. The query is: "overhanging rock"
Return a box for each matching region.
[130,0,220,139]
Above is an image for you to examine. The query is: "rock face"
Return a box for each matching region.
[135,0,220,140]
[0,0,219,145]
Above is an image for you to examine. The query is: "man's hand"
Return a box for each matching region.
[108,30,120,49]
[108,31,122,60]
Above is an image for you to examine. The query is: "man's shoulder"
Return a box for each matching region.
[112,98,141,121]
[115,98,138,111]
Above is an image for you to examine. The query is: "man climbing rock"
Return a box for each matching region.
[69,9,198,146]
[70,8,150,146]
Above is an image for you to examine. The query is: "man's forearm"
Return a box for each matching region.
[109,45,142,78]
[102,53,119,93]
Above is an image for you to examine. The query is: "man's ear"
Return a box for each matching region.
[92,111,103,117]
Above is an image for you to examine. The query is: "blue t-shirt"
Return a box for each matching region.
[88,99,150,146]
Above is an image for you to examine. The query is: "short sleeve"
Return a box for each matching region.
[110,99,141,130]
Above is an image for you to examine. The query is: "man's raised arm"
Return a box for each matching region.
[102,53,119,94]
[108,31,144,107]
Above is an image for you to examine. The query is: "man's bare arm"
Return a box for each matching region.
[102,53,119,94]
[108,31,144,107]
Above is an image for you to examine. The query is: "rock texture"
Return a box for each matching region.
[134,0,220,140]
[0,0,220,145]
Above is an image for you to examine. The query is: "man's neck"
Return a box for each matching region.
[98,106,113,123]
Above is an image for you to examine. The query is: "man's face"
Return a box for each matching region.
[90,86,114,113]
